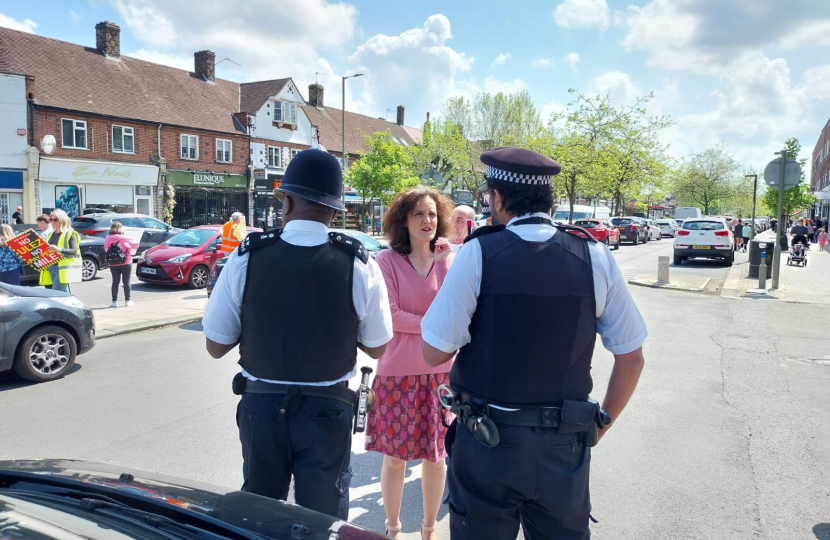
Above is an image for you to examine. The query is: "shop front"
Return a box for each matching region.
[168,170,249,229]
[38,157,159,219]
[253,169,283,230]
[0,169,24,224]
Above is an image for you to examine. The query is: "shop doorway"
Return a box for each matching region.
[172,187,248,229]
[0,193,23,224]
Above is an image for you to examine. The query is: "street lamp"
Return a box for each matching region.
[342,73,363,228]
[745,174,758,244]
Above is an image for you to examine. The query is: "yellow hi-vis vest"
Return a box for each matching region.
[39,230,83,285]
[221,221,243,253]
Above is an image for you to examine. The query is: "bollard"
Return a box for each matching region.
[758,252,767,290]
[657,256,670,284]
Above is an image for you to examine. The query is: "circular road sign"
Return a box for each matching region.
[764,157,802,189]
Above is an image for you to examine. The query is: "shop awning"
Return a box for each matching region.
[344,193,374,203]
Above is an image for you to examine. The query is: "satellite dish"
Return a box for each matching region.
[40,134,56,155]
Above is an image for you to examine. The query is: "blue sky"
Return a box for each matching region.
[3,0,830,173]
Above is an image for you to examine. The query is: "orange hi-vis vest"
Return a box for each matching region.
[221,221,242,253]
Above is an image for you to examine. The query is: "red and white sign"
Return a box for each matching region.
[8,229,61,272]
[16,128,26,136]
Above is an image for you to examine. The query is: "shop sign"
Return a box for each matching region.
[254,169,267,181]
[167,170,247,189]
[39,157,158,186]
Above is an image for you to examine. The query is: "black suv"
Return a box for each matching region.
[72,213,183,255]
[610,216,649,245]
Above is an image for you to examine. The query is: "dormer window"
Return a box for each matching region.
[274,101,297,124]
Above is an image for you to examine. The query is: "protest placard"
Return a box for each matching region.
[8,230,62,271]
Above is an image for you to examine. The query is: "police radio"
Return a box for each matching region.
[353,367,374,434]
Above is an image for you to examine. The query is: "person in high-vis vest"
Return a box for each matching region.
[41,209,83,293]
[220,212,246,254]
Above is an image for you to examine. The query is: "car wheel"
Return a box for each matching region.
[81,257,98,281]
[604,237,610,248]
[674,255,682,265]
[724,252,734,267]
[188,265,210,289]
[614,237,620,250]
[633,234,640,245]
[12,325,78,383]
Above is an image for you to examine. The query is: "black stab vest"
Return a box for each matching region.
[239,237,358,382]
[451,226,597,408]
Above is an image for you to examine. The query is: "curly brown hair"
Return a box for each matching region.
[383,185,454,254]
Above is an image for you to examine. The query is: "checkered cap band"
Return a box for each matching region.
[485,165,552,185]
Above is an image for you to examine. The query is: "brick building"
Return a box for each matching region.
[810,118,830,222]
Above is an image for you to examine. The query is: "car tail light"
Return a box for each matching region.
[714,231,729,236]
[81,229,107,235]
[678,230,690,236]
[631,225,637,230]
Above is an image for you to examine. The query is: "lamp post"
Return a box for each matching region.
[342,73,363,228]
[745,174,758,244]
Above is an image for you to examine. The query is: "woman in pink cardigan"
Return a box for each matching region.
[366,185,455,540]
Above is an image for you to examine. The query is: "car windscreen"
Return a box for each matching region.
[656,221,672,225]
[683,221,725,231]
[574,220,600,228]
[553,210,595,220]
[163,229,216,247]
[72,218,97,228]
[611,218,632,225]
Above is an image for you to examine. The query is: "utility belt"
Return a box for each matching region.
[233,367,376,434]
[437,385,611,448]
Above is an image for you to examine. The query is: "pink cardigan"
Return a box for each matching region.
[374,248,454,376]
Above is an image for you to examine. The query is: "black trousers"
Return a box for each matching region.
[237,392,353,520]
[446,421,591,540]
[110,264,132,301]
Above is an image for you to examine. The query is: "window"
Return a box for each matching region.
[273,101,297,124]
[291,148,301,159]
[111,216,143,227]
[267,146,282,168]
[61,119,87,149]
[216,139,232,163]
[141,217,168,230]
[683,220,724,231]
[181,134,198,159]
[112,125,134,153]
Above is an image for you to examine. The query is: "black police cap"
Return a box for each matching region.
[476,147,562,192]
[275,148,346,211]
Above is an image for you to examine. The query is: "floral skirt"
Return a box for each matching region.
[365,373,452,462]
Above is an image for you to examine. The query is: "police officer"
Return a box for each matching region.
[203,148,393,519]
[421,147,647,539]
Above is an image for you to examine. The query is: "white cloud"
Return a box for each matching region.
[564,52,580,72]
[129,49,193,71]
[69,10,82,22]
[531,58,553,69]
[803,64,830,100]
[781,20,830,49]
[553,0,610,30]
[483,76,528,95]
[492,52,511,68]
[540,100,567,124]
[0,12,36,33]
[621,0,706,73]
[589,70,643,106]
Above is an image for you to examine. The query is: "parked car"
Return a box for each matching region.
[206,229,389,297]
[72,213,183,256]
[674,218,685,228]
[0,459,387,540]
[572,219,621,250]
[137,225,261,289]
[675,207,703,220]
[0,282,95,382]
[673,217,734,266]
[12,225,110,284]
[552,204,612,222]
[645,219,662,241]
[655,219,679,237]
[756,216,770,230]
[610,216,648,245]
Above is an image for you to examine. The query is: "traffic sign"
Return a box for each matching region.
[763,157,801,189]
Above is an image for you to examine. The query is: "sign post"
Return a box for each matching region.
[764,152,802,289]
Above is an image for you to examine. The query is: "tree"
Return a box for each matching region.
[411,118,476,191]
[672,144,741,214]
[442,91,543,151]
[761,137,818,219]
[347,131,420,216]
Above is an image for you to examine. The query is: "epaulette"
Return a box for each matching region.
[238,229,282,256]
[555,223,598,242]
[329,232,369,264]
[463,224,506,243]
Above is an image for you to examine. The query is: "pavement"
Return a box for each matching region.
[91,288,207,339]
[722,230,830,304]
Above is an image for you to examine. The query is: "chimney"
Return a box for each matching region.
[195,50,216,82]
[308,83,324,108]
[95,21,121,58]
[396,105,405,126]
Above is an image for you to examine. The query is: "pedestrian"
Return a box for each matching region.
[365,185,455,540]
[805,219,814,246]
[741,219,750,252]
[0,224,23,285]
[449,204,475,253]
[771,217,778,232]
[36,214,53,239]
[202,148,393,520]
[421,147,647,539]
[11,206,23,225]
[220,212,246,254]
[104,221,137,307]
[40,209,82,293]
[734,220,744,251]
[818,227,828,252]
[814,217,824,242]
[790,217,809,249]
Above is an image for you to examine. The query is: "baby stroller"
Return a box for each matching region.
[787,236,808,266]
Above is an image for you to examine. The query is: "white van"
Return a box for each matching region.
[675,207,703,220]
[552,204,611,223]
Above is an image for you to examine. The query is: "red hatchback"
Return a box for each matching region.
[136,225,261,288]
[572,219,621,250]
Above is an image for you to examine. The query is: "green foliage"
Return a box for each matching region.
[347,131,419,207]
[672,144,741,215]
[411,119,476,191]
[761,138,817,218]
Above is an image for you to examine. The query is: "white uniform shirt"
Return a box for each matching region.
[203,219,394,385]
[422,212,648,356]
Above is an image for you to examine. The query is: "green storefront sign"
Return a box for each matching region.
[167,170,247,189]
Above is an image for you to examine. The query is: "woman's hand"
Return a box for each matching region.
[45,244,61,253]
[434,237,451,261]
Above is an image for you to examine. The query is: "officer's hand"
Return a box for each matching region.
[434,237,452,261]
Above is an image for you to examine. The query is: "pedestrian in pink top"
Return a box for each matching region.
[365,185,455,540]
[104,221,137,307]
